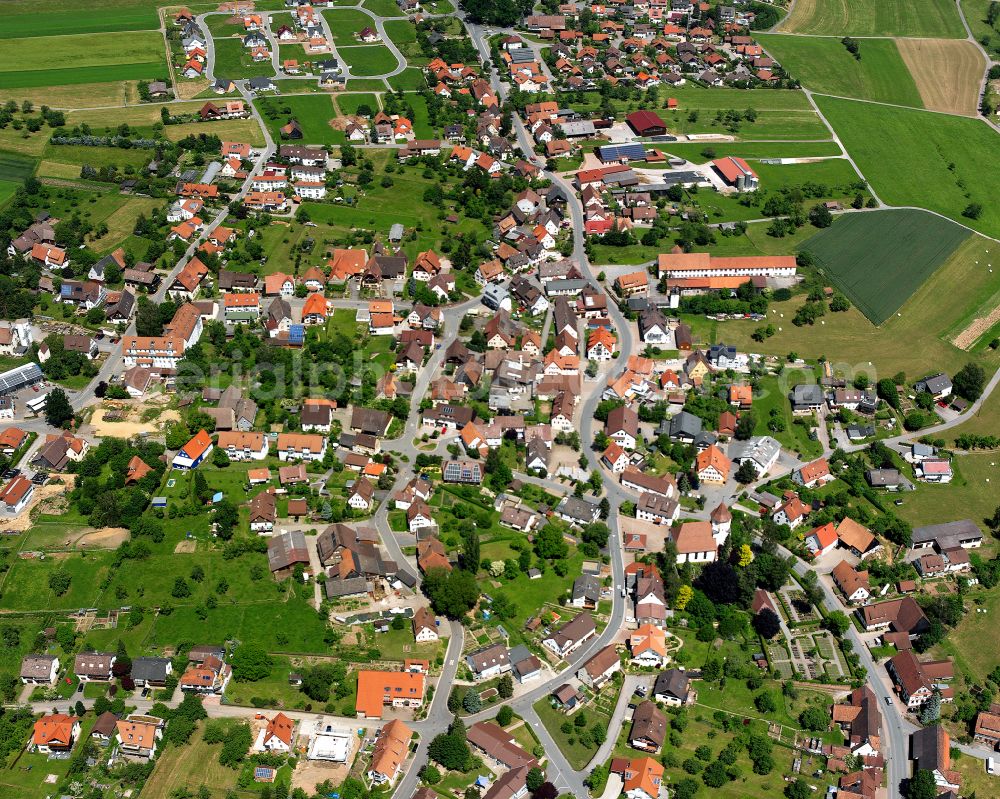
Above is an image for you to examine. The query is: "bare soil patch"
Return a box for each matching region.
[953,303,1000,349]
[88,398,179,438]
[174,539,197,554]
[291,752,356,795]
[897,38,985,116]
[77,527,130,549]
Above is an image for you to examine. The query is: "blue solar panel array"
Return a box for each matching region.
[288,324,305,344]
[597,143,647,162]
[0,363,42,396]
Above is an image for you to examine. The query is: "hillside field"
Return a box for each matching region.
[801,209,969,324]
[0,0,161,38]
[777,0,966,37]
[757,35,922,107]
[815,95,1000,238]
[0,31,165,89]
[896,38,985,116]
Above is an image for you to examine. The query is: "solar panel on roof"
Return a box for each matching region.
[0,363,42,396]
[597,143,646,162]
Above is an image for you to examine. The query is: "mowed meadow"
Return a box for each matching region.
[757,35,923,107]
[0,0,162,38]
[816,96,1000,238]
[0,31,167,89]
[777,0,966,37]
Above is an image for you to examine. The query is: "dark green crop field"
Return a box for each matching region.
[801,209,970,324]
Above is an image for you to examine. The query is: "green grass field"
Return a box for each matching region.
[816,95,1000,237]
[0,180,19,207]
[322,9,377,43]
[962,0,1000,58]
[364,0,406,15]
[711,233,1000,377]
[0,31,165,89]
[751,157,864,193]
[576,85,828,140]
[212,38,277,79]
[0,150,36,182]
[256,94,342,145]
[338,93,379,116]
[654,141,842,161]
[778,0,966,37]
[346,78,389,90]
[387,66,428,90]
[0,0,161,38]
[384,20,425,63]
[758,34,923,107]
[337,44,399,76]
[801,209,969,324]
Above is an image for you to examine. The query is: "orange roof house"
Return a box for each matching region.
[355,671,425,718]
[696,444,731,483]
[33,714,79,750]
[622,757,664,799]
[125,455,153,484]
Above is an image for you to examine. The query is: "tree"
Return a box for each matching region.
[953,362,986,401]
[785,778,811,799]
[230,643,272,682]
[907,769,938,799]
[735,460,758,484]
[496,705,514,726]
[212,448,230,468]
[754,691,776,713]
[497,675,513,699]
[963,202,984,220]
[675,585,693,610]
[44,387,74,428]
[919,691,941,724]
[808,203,833,228]
[735,413,755,440]
[428,730,470,771]
[702,761,728,788]
[877,378,900,410]
[49,570,71,596]
[423,567,479,618]
[798,705,829,731]
[823,611,850,636]
[737,544,754,567]
[422,766,441,785]
[462,690,481,713]
[526,767,545,792]
[171,577,191,598]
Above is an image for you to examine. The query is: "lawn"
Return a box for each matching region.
[591,208,823,266]
[749,375,824,460]
[212,38,277,79]
[962,0,1000,59]
[149,595,331,654]
[364,0,406,15]
[934,568,1000,682]
[0,31,165,89]
[139,721,243,799]
[891,453,1000,529]
[776,0,967,37]
[337,45,400,77]
[800,208,970,324]
[338,93,379,116]
[388,67,428,91]
[384,20,425,63]
[322,9,377,44]
[0,150,37,182]
[533,693,613,770]
[255,94,341,145]
[816,95,1000,237]
[654,141,842,161]
[757,34,923,107]
[751,158,864,195]
[0,551,113,611]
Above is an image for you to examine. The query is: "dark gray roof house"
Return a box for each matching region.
[572,574,601,607]
[131,657,172,686]
[668,410,702,442]
[653,668,690,703]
